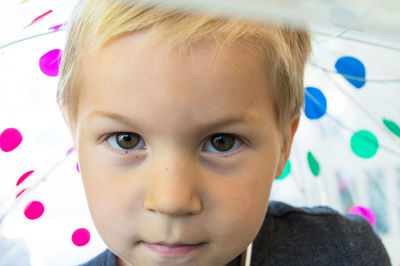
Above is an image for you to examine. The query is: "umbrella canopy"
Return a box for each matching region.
[1,0,399,265]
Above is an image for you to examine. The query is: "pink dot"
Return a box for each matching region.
[348,205,376,227]
[24,201,45,220]
[76,162,80,173]
[0,128,23,152]
[72,228,90,247]
[16,170,35,186]
[39,49,62,77]
[16,189,27,198]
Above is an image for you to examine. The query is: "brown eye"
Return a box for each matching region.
[116,133,140,149]
[107,132,143,151]
[209,134,237,152]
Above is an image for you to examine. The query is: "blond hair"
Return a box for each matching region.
[57,0,311,139]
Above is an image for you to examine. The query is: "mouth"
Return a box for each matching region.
[140,241,206,257]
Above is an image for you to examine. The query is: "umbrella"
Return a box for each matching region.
[1,0,399,265]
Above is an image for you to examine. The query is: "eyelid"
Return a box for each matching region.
[202,133,246,154]
[101,132,248,155]
[104,132,146,152]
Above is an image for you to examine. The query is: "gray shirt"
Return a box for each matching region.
[81,201,391,266]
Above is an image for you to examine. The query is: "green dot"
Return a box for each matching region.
[307,152,320,177]
[276,160,291,180]
[350,130,379,159]
[383,118,400,137]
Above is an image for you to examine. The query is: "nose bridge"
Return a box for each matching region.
[144,151,202,216]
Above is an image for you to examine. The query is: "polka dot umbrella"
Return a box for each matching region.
[0,0,104,265]
[1,0,399,265]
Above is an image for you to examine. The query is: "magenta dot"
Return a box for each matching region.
[16,170,35,186]
[76,162,80,173]
[348,205,376,227]
[72,228,90,247]
[39,49,62,77]
[0,128,23,152]
[48,23,66,31]
[24,201,45,220]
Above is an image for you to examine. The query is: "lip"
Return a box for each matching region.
[140,241,206,257]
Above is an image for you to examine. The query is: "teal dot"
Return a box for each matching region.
[276,160,291,180]
[383,118,400,138]
[351,130,379,159]
[307,152,320,177]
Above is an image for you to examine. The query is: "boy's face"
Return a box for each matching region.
[73,31,298,266]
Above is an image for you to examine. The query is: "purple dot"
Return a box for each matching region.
[24,201,45,220]
[72,228,90,247]
[0,128,23,152]
[16,170,35,186]
[66,147,74,156]
[348,205,376,227]
[39,49,62,77]
[76,162,80,173]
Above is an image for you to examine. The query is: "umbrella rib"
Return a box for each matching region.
[325,112,400,157]
[305,69,400,156]
[0,30,64,50]
[0,153,70,227]
[313,31,400,52]
[333,0,377,40]
[309,63,400,83]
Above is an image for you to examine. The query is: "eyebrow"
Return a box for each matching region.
[87,110,264,130]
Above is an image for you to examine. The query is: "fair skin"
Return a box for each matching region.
[71,30,299,266]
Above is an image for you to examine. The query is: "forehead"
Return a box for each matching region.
[78,30,276,131]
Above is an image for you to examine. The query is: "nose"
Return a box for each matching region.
[144,157,202,216]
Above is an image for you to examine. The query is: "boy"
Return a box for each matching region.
[56,0,391,265]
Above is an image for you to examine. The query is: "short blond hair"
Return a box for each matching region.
[57,0,311,139]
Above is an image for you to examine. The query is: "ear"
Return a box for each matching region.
[275,114,300,179]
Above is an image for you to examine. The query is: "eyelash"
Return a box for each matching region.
[103,132,246,155]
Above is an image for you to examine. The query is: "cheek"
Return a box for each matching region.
[79,161,141,228]
[79,167,144,253]
[77,140,144,247]
[208,157,275,246]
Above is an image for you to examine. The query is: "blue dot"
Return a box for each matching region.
[335,56,366,89]
[304,87,327,120]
